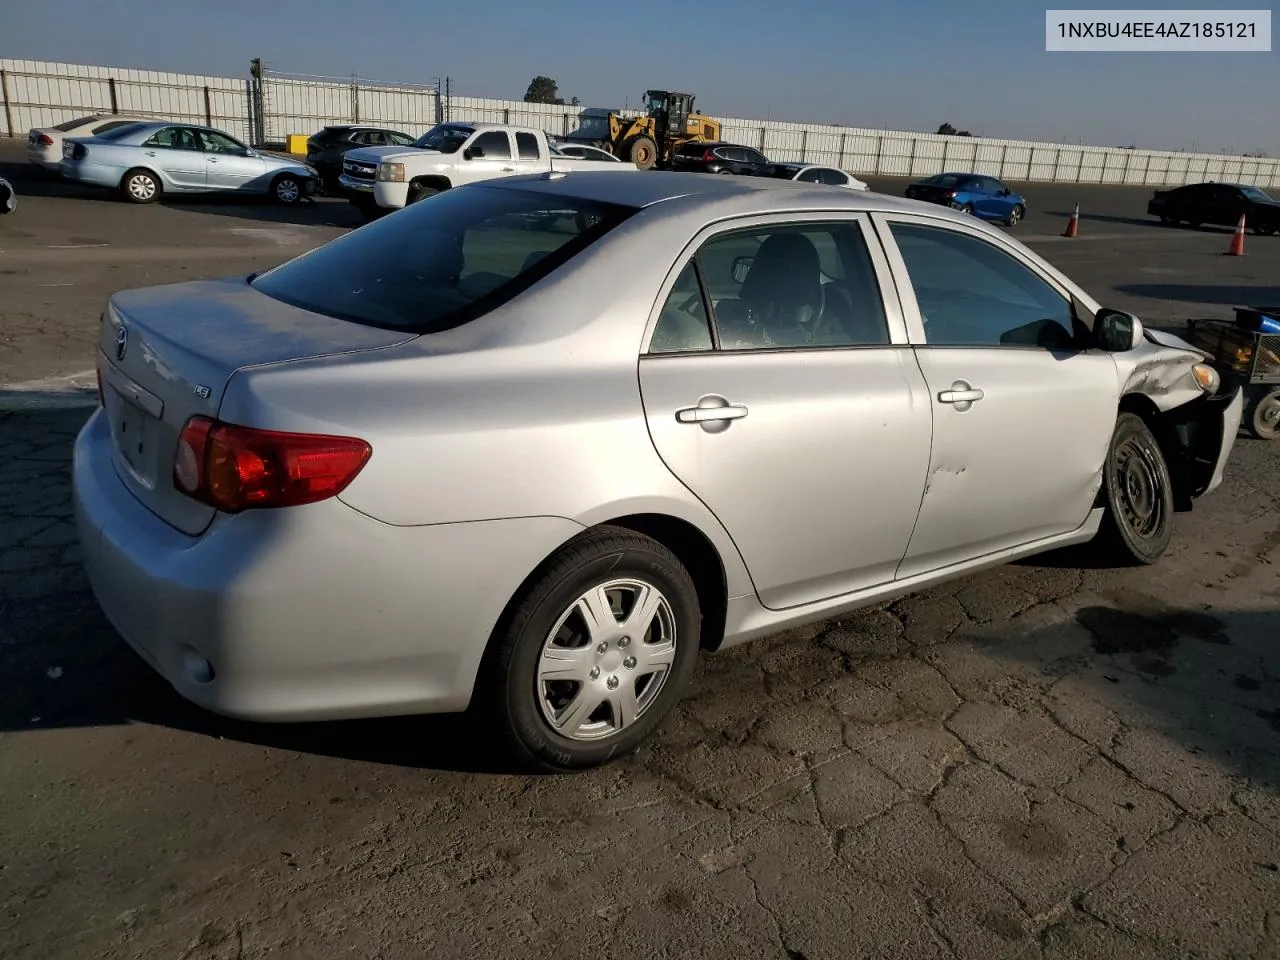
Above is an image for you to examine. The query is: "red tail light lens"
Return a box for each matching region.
[37,134,54,146]
[946,190,958,199]
[703,150,716,162]
[174,416,372,513]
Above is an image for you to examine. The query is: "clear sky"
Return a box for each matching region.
[5,0,1277,154]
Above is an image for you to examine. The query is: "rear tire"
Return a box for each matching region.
[478,526,701,772]
[120,168,160,204]
[1245,387,1280,440]
[958,203,974,215]
[1095,413,1175,565]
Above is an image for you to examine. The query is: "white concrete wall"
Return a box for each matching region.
[4,58,1278,188]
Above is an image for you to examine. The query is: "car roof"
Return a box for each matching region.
[480,169,975,222]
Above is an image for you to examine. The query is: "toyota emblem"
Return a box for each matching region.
[115,325,129,362]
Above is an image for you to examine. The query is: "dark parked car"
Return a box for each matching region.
[1148,182,1280,234]
[306,125,417,186]
[670,141,770,175]
[905,172,1027,226]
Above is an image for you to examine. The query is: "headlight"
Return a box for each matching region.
[1191,362,1220,394]
[377,162,405,183]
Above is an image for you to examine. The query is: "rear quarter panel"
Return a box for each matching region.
[216,208,761,598]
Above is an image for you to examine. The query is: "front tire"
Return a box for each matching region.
[1006,204,1025,227]
[480,526,701,772]
[406,182,441,205]
[625,135,658,171]
[272,174,303,205]
[120,168,160,204]
[1095,413,1175,565]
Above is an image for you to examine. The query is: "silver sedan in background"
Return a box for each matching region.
[59,121,319,204]
[72,172,1243,771]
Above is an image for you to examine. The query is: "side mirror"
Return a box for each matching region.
[464,146,483,160]
[731,255,754,284]
[1094,308,1144,352]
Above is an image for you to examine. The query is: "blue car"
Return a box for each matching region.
[59,121,319,205]
[904,172,1027,226]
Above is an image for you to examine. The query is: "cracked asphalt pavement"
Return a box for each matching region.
[2,140,1279,959]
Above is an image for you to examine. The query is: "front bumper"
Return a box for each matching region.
[338,174,374,194]
[373,180,409,210]
[73,409,583,722]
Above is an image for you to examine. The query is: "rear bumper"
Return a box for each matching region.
[27,144,61,171]
[60,159,124,189]
[73,409,583,722]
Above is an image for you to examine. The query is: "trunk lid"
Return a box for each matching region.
[98,276,415,536]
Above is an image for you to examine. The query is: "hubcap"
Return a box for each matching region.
[276,179,299,203]
[536,579,677,741]
[1114,437,1164,540]
[1256,393,1280,438]
[129,176,155,200]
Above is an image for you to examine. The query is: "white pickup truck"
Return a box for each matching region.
[338,121,637,216]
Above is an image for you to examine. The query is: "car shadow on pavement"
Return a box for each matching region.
[3,406,1278,785]
[1115,283,1280,306]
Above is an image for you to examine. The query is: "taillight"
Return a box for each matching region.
[946,190,957,199]
[37,133,54,146]
[703,150,716,162]
[174,416,372,513]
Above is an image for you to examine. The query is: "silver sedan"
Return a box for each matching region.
[72,172,1244,770]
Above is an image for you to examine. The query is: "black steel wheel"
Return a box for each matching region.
[1096,413,1175,565]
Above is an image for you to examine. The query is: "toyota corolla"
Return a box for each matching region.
[73,171,1243,771]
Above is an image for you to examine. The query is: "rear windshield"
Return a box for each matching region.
[310,127,352,143]
[251,185,637,332]
[53,115,101,132]
[923,174,964,187]
[95,122,147,141]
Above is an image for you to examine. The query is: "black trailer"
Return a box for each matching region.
[1185,306,1280,440]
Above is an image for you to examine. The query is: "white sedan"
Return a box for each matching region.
[73,171,1242,771]
[768,162,869,189]
[551,142,624,162]
[27,114,151,172]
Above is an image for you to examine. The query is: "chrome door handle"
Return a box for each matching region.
[938,380,984,411]
[500,166,516,171]
[676,395,748,432]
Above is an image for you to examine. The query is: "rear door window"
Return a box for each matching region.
[515,132,541,161]
[251,186,637,332]
[471,131,512,159]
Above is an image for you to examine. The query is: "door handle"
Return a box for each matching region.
[938,380,984,411]
[207,158,218,163]
[676,396,748,433]
[500,166,516,172]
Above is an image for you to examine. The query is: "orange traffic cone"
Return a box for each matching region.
[1226,213,1246,256]
[1063,203,1079,238]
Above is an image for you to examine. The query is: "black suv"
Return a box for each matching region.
[670,141,771,175]
[306,125,417,186]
